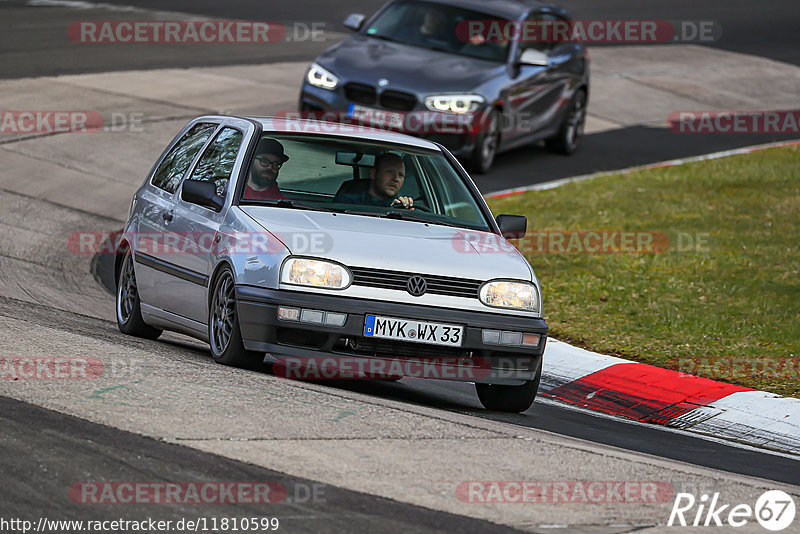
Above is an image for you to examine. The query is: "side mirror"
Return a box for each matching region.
[181,179,224,212]
[343,13,366,31]
[518,48,549,67]
[496,214,527,239]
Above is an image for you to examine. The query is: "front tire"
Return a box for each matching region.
[116,250,162,339]
[545,89,587,155]
[468,109,501,174]
[475,359,542,413]
[208,267,259,367]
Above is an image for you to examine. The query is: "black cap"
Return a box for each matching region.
[255,138,289,163]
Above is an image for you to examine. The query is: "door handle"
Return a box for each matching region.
[162,210,173,222]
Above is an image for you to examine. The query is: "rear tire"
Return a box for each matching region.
[208,267,260,367]
[545,89,586,155]
[116,250,162,340]
[475,359,542,413]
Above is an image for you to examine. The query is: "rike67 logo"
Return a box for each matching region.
[668,490,796,531]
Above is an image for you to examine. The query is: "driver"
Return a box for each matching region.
[336,153,414,209]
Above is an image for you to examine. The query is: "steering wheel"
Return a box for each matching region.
[412,197,431,212]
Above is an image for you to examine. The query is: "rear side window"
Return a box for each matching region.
[187,127,244,198]
[151,122,217,193]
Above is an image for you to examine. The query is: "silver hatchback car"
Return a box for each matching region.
[116,115,547,412]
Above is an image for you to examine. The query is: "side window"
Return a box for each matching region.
[151,122,217,194]
[187,127,243,198]
[519,13,563,54]
[422,157,483,225]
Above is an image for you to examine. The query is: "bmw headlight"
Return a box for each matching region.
[424,94,485,113]
[479,280,540,313]
[281,258,351,289]
[306,63,339,90]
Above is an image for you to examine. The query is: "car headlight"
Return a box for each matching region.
[424,94,485,113]
[479,280,540,313]
[306,63,339,90]
[281,258,351,289]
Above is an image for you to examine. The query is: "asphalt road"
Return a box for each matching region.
[0,394,524,534]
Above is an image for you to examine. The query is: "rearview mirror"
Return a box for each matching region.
[335,151,375,166]
[496,214,527,239]
[181,179,225,211]
[518,48,549,67]
[343,13,365,31]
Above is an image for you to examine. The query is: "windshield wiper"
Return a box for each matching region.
[247,199,335,212]
[369,34,399,44]
[384,210,462,228]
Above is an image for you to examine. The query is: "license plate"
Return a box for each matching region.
[348,104,404,129]
[364,315,463,347]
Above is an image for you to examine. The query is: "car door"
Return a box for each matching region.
[164,123,248,324]
[503,12,568,141]
[133,121,219,311]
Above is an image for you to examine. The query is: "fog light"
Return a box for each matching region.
[278,307,300,321]
[482,329,501,344]
[325,312,347,327]
[522,333,540,347]
[300,309,325,324]
[501,331,523,345]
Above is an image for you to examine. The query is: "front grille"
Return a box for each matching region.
[379,90,417,111]
[344,83,377,105]
[349,266,481,299]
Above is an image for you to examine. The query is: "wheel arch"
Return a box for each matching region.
[207,259,235,310]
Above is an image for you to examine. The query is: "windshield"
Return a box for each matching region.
[239,134,493,232]
[364,0,512,63]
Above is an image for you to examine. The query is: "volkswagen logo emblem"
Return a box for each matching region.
[378,78,389,87]
[406,275,427,297]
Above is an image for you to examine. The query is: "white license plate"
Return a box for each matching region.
[364,315,463,347]
[348,105,404,129]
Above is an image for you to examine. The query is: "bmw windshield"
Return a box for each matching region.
[363,0,512,63]
[238,134,494,233]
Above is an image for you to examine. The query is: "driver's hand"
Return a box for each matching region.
[391,196,414,209]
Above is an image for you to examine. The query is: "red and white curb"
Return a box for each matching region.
[539,341,800,455]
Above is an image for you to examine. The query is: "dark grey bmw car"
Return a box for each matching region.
[299,0,589,173]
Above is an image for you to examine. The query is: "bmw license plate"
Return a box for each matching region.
[364,315,463,347]
[348,104,404,130]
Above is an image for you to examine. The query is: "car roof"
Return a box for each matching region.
[242,116,444,151]
[410,0,556,20]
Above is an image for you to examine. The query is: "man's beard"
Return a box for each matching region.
[250,170,276,189]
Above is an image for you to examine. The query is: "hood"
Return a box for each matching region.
[240,207,533,283]
[318,35,505,95]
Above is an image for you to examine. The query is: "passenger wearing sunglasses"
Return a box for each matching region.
[244,138,290,200]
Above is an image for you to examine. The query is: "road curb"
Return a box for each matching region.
[485,138,800,199]
[539,339,800,455]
